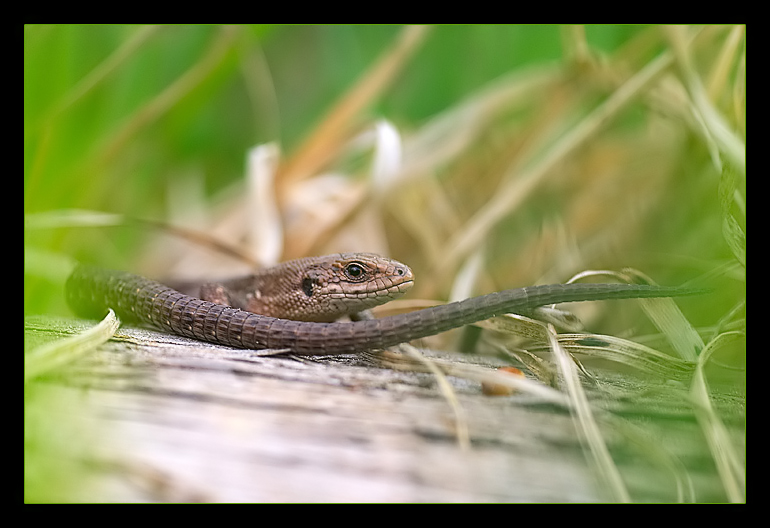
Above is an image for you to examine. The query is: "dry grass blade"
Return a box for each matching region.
[546,321,630,502]
[637,296,703,363]
[278,26,431,187]
[376,349,570,407]
[556,333,695,380]
[663,25,745,175]
[705,26,745,104]
[437,44,678,281]
[476,306,697,383]
[25,209,126,230]
[397,345,471,451]
[245,143,283,266]
[690,331,746,502]
[400,64,560,184]
[561,268,706,363]
[290,120,405,258]
[615,268,704,362]
[25,309,119,382]
[25,209,261,269]
[472,310,632,501]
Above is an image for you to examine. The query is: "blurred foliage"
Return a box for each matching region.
[24,21,746,391]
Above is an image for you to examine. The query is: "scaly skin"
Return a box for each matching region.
[66,254,703,355]
[197,253,413,322]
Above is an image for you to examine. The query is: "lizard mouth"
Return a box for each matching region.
[394,279,415,292]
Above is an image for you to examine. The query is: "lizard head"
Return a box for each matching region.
[288,253,414,322]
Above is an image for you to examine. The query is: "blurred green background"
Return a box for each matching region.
[24,25,650,212]
[24,26,661,262]
[24,22,745,366]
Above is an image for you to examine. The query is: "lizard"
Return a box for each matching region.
[195,253,412,322]
[66,253,704,356]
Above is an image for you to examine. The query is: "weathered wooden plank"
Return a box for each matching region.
[25,316,741,502]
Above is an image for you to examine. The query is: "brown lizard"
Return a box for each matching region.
[196,253,413,322]
[66,253,704,355]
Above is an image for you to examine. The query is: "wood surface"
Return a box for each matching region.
[25,316,742,503]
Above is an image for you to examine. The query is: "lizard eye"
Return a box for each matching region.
[344,262,366,280]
